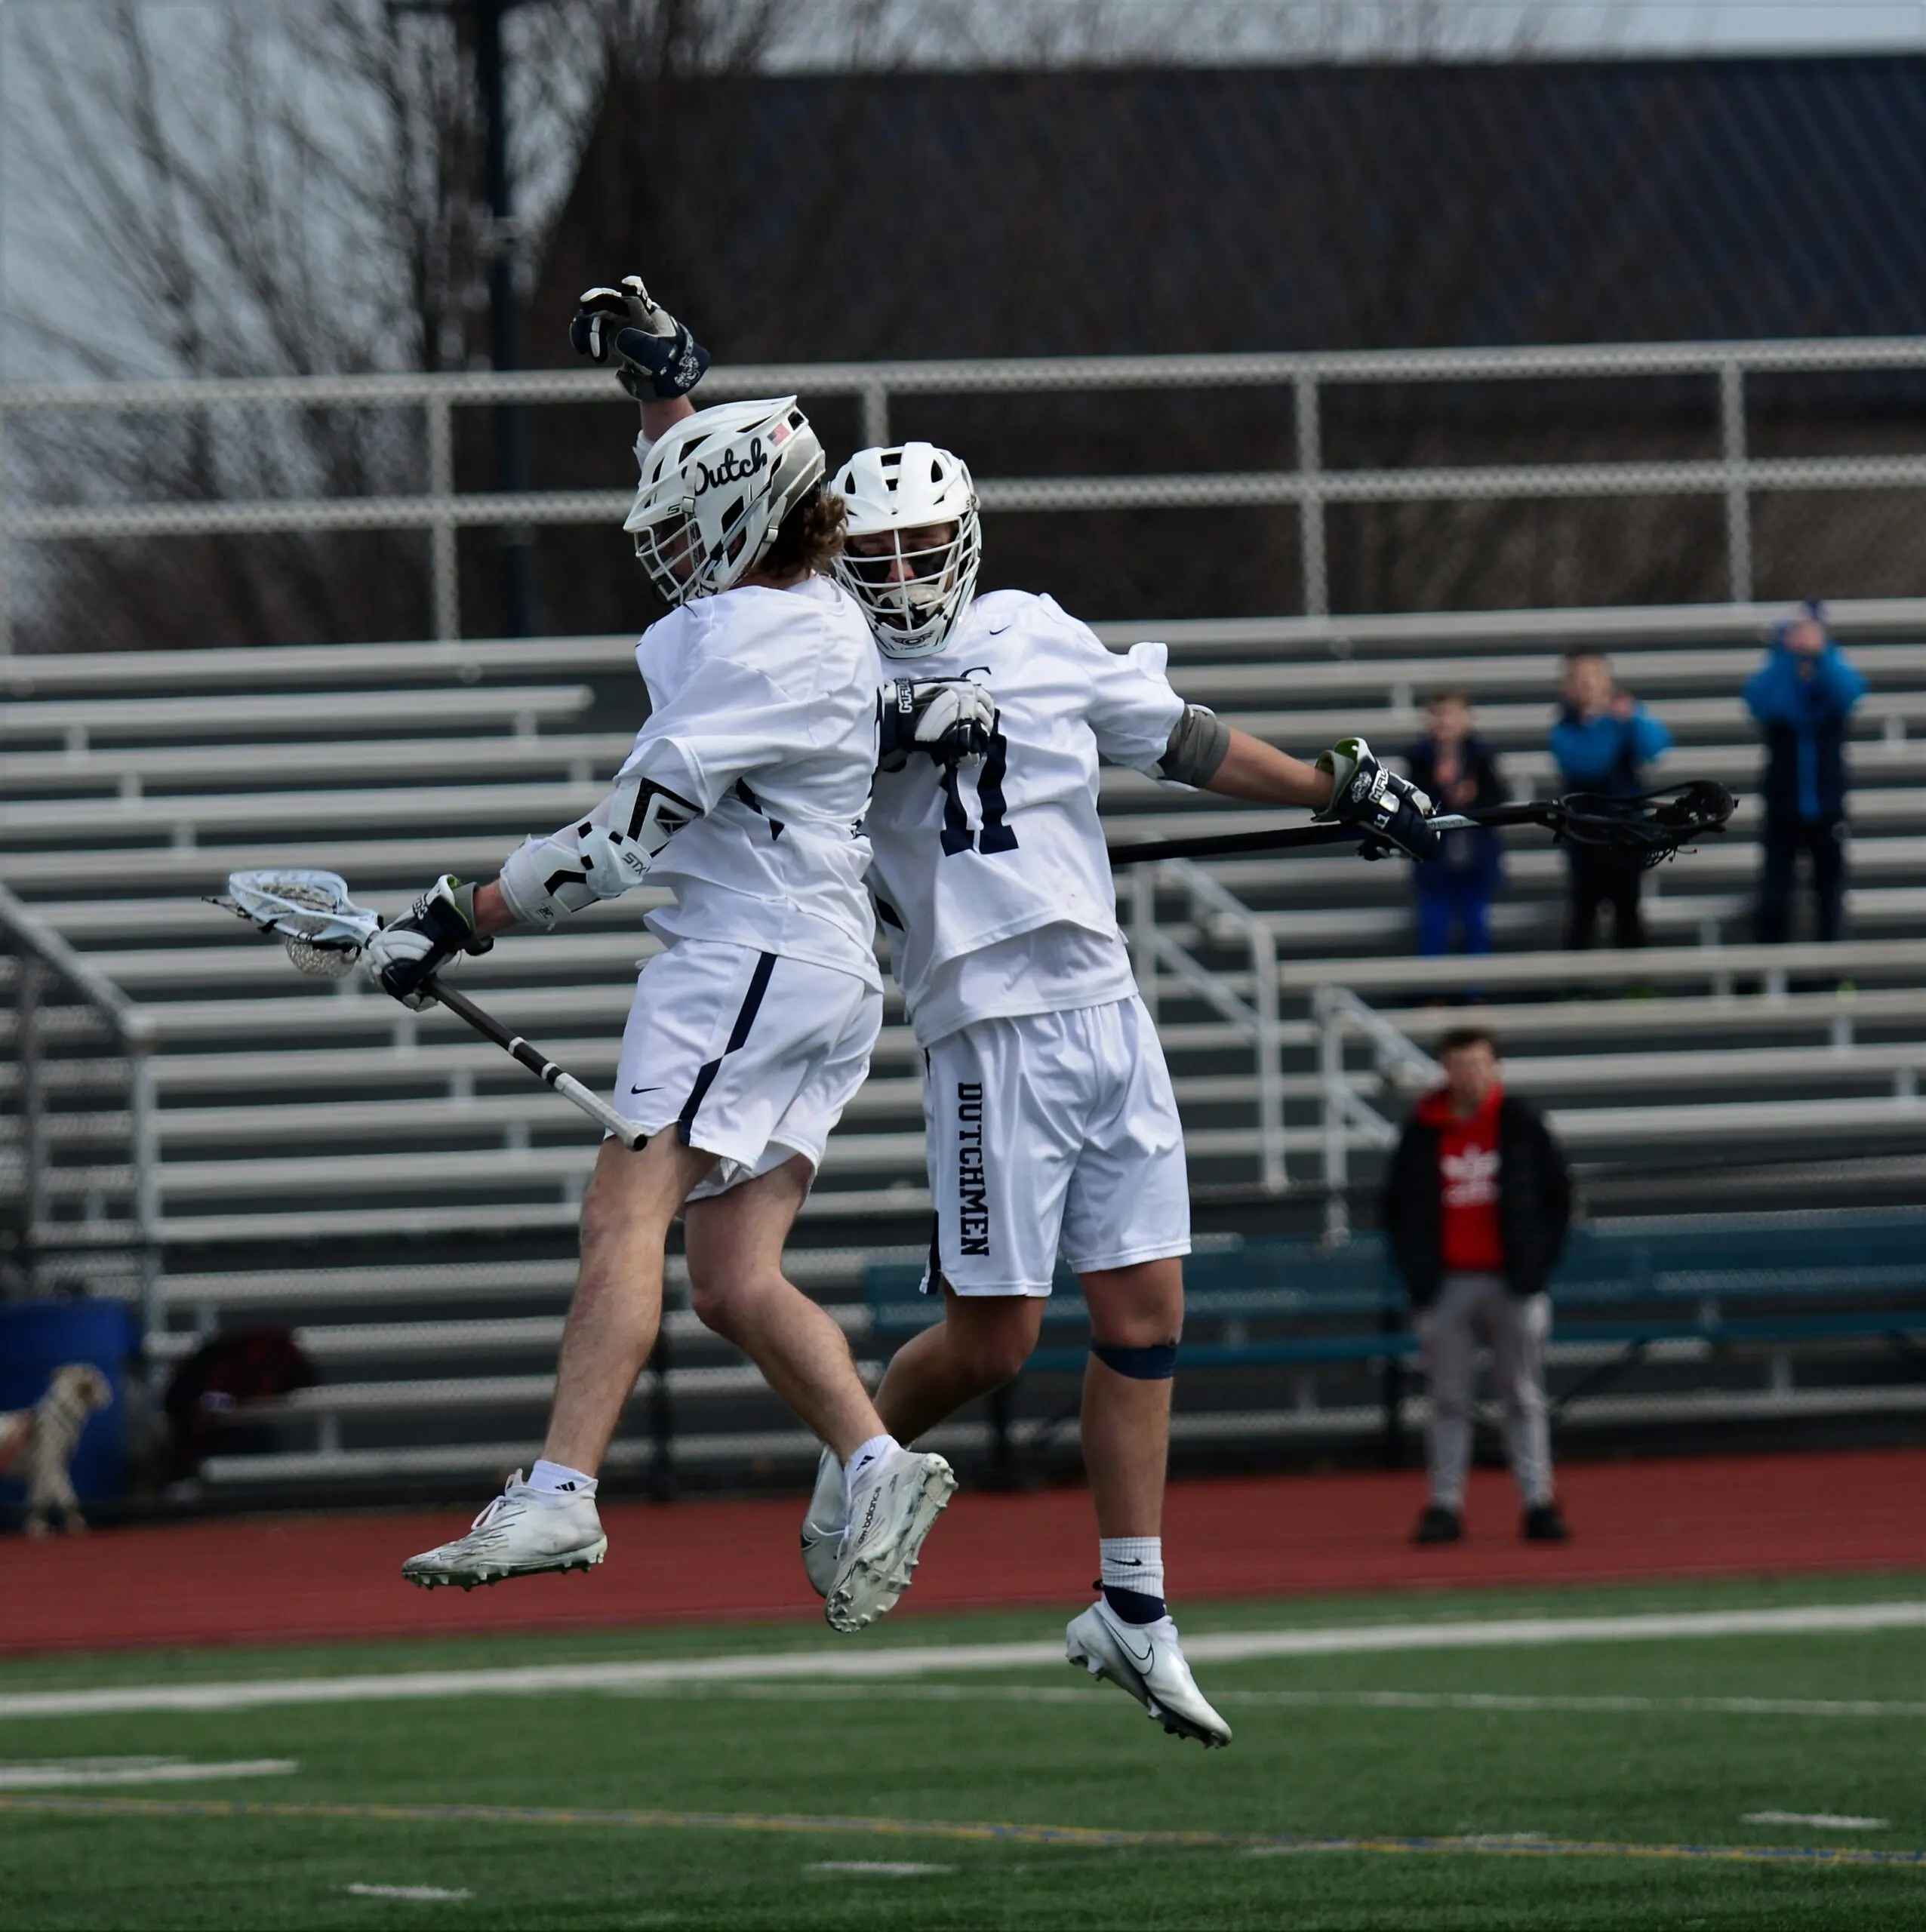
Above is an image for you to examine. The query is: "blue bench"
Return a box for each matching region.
[863,1211,1926,1467]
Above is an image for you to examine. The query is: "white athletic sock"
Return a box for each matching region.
[1100,1536,1165,1602]
[527,1459,597,1500]
[844,1434,899,1496]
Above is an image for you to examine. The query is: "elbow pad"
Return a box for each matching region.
[1157,704,1231,786]
[497,776,700,931]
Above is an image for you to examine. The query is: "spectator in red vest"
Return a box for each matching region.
[1380,1025,1573,1545]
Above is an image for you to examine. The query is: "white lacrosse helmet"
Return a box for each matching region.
[624,397,826,603]
[832,442,982,657]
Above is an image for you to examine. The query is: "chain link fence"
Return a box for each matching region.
[8,338,1926,651]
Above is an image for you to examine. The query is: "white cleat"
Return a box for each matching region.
[401,1472,607,1591]
[800,1445,847,1599]
[1066,1598,1233,1748]
[825,1447,956,1633]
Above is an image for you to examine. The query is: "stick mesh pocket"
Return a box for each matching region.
[221,868,377,979]
[271,878,358,979]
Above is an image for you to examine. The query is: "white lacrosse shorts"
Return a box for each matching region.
[613,939,881,1199]
[919,993,1191,1296]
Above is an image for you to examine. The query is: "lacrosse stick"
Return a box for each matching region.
[208,869,647,1149]
[1107,780,1737,869]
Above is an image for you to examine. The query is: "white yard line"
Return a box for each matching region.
[615,1681,1926,1720]
[343,1884,474,1901]
[805,1862,955,1876]
[1745,1811,1891,1831]
[0,1757,297,1789]
[2,1599,1920,1721]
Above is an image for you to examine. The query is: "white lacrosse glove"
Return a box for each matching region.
[878,678,998,772]
[1314,736,1440,861]
[568,275,709,401]
[364,876,491,1009]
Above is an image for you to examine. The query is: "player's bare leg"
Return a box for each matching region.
[403,1134,710,1589]
[1080,1258,1182,1538]
[869,1287,1043,1443]
[545,1134,715,1470]
[798,1286,1034,1601]
[688,1156,955,1632]
[1066,1257,1231,1747]
[684,1156,883,1458]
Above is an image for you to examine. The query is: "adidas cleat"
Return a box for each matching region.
[800,1444,847,1599]
[1066,1598,1232,1748]
[402,1472,607,1590]
[825,1447,955,1633]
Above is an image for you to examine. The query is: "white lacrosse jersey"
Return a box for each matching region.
[866,589,1185,1045]
[610,576,883,989]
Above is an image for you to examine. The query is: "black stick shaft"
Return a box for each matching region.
[1104,808,1517,868]
[423,976,523,1055]
[422,975,647,1148]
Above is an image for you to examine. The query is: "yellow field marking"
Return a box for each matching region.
[0,1793,1921,1869]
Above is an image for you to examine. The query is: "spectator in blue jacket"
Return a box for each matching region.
[1746,601,1866,944]
[1550,651,1672,949]
[1405,691,1507,957]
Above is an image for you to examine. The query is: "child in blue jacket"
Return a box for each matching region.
[1405,691,1506,956]
[1550,651,1672,949]
[1745,601,1866,943]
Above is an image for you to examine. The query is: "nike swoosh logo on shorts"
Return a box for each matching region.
[629,1084,662,1095]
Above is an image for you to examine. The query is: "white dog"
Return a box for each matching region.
[0,1362,113,1538]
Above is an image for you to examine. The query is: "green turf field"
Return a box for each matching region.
[2,1574,1923,1930]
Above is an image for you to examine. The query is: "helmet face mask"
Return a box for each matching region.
[832,443,981,657]
[625,397,825,605]
[842,519,966,631]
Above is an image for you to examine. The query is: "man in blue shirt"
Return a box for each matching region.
[1549,651,1672,949]
[1745,601,1866,944]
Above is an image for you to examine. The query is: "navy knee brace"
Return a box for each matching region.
[1090,1340,1178,1380]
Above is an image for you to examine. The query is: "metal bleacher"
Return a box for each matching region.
[5,601,1926,1498]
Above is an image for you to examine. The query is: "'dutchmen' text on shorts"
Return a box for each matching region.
[920,994,1189,1295]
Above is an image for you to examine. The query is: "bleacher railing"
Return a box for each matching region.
[1128,853,1926,1224]
[9,335,1926,647]
[1130,858,1288,1193]
[0,882,159,1336]
[1308,941,1926,1231]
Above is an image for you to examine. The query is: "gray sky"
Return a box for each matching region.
[2,0,1921,385]
[1552,3,1926,49]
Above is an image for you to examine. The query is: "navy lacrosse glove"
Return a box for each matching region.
[1315,737,1440,861]
[569,276,709,401]
[364,875,492,1009]
[878,679,998,773]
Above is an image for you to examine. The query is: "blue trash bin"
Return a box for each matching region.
[0,1300,138,1507]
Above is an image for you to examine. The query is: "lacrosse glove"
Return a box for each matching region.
[365,875,493,1009]
[569,276,709,401]
[878,678,998,773]
[1314,737,1441,861]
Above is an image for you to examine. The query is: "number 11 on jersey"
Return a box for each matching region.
[939,730,1019,857]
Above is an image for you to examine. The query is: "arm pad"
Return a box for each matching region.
[1157,704,1231,787]
[498,773,700,931]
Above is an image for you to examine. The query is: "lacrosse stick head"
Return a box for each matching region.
[1555,782,1737,870]
[211,869,381,980]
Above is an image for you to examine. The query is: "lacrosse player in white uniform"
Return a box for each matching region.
[379,285,986,1632]
[794,440,1438,1741]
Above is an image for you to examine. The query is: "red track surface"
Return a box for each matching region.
[5,1449,1923,1657]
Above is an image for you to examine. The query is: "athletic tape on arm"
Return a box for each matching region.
[1158,706,1236,788]
[1158,705,1231,787]
[498,773,700,931]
